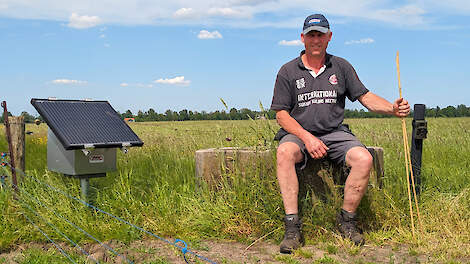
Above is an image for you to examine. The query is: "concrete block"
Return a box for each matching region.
[195,146,384,189]
[195,147,274,187]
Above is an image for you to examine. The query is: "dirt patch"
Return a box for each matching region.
[0,239,466,263]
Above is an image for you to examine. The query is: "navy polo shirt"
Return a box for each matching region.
[271,51,369,136]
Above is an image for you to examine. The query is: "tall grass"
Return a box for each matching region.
[0,117,469,261]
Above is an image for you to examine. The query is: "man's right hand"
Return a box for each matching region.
[302,133,329,159]
[275,110,329,159]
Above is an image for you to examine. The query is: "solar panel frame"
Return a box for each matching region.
[31,98,144,150]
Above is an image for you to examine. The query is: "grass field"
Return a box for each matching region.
[0,117,469,263]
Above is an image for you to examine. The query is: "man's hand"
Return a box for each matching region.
[393,98,411,117]
[302,133,329,159]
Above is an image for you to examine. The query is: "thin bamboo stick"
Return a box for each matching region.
[396,51,416,239]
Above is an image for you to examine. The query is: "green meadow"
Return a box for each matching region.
[0,117,469,263]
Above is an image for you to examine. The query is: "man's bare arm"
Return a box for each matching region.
[358,91,410,117]
[276,110,329,159]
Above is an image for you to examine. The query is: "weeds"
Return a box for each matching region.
[0,118,468,262]
[313,254,339,264]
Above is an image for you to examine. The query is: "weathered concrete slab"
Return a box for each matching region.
[195,146,384,189]
[195,147,275,187]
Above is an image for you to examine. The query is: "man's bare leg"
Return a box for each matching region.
[343,146,373,212]
[337,146,373,245]
[276,142,304,214]
[277,142,305,253]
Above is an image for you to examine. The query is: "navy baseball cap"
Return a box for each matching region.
[303,14,330,34]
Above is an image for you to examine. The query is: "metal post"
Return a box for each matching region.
[80,178,90,202]
[410,104,427,196]
[1,101,18,191]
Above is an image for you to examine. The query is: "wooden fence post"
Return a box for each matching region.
[8,116,25,174]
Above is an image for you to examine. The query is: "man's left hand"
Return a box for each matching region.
[393,98,411,117]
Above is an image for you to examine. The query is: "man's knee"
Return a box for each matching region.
[277,143,303,166]
[346,147,373,172]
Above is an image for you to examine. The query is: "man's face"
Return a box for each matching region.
[301,30,332,57]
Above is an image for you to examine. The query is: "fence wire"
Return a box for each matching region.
[3,163,217,264]
[21,212,77,263]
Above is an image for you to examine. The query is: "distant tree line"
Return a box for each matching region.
[118,104,470,122]
[2,104,469,124]
[119,108,276,122]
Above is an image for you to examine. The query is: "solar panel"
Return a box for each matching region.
[31,98,143,150]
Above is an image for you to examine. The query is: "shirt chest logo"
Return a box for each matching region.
[295,78,306,89]
[329,74,338,85]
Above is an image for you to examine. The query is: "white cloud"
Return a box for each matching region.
[198,30,223,39]
[369,5,426,26]
[175,6,251,20]
[278,39,303,46]
[120,83,129,87]
[173,7,196,18]
[51,79,87,85]
[99,34,106,38]
[67,13,101,29]
[229,0,276,6]
[416,0,470,13]
[0,0,468,29]
[154,76,190,86]
[345,38,375,45]
[207,7,249,18]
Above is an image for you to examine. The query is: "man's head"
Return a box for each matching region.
[301,14,332,58]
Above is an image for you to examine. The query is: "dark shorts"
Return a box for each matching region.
[278,125,366,170]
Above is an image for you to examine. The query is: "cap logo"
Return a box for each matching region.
[309,18,321,24]
[329,74,338,85]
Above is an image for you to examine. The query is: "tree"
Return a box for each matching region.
[240,108,255,119]
[435,106,441,117]
[122,110,133,118]
[135,110,145,122]
[456,104,469,117]
[20,111,36,123]
[164,109,174,121]
[440,106,456,117]
[425,108,436,118]
[229,108,240,120]
[0,111,12,123]
[147,108,157,121]
[178,109,189,121]
[267,109,276,119]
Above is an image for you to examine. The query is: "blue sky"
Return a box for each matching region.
[1,0,469,115]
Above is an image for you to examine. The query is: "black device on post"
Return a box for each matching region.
[411,104,427,196]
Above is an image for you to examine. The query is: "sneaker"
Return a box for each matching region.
[280,214,304,254]
[336,209,365,245]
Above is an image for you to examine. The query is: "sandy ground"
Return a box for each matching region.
[2,238,462,264]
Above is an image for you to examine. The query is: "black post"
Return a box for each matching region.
[410,104,427,196]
